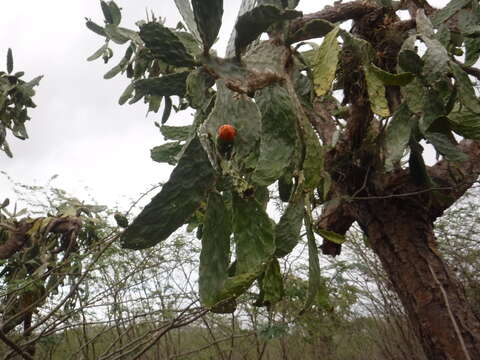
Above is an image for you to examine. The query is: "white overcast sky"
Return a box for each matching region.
[0,0,449,211]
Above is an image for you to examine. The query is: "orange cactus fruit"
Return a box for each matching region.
[217,124,237,143]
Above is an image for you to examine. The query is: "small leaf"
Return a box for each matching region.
[86,20,106,37]
[457,9,480,36]
[435,23,451,48]
[315,229,346,245]
[6,48,13,74]
[12,122,28,140]
[103,47,113,63]
[425,131,468,162]
[448,111,480,140]
[289,19,333,43]
[162,96,173,124]
[303,213,329,311]
[121,136,216,249]
[140,22,195,67]
[368,63,414,86]
[160,125,192,141]
[256,259,284,306]
[1,198,9,209]
[402,78,425,113]
[342,32,375,63]
[419,90,446,134]
[251,84,298,186]
[301,117,323,192]
[87,43,108,61]
[364,65,390,117]
[103,64,122,79]
[450,62,480,114]
[215,270,260,306]
[422,38,450,83]
[118,83,134,105]
[320,172,332,201]
[199,192,232,307]
[192,0,223,52]
[2,140,13,158]
[234,5,301,56]
[0,125,6,146]
[101,0,114,24]
[134,71,190,98]
[384,104,413,171]
[312,27,340,97]
[19,75,43,98]
[398,50,424,74]
[274,191,304,257]
[233,193,275,275]
[108,1,122,26]
[148,95,162,113]
[173,0,201,42]
[150,142,183,165]
[465,37,480,67]
[431,0,471,27]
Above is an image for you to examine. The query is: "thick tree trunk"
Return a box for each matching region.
[360,199,480,360]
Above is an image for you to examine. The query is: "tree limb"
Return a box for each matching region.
[303,98,339,146]
[316,200,355,257]
[0,220,32,260]
[392,19,416,33]
[0,328,33,360]
[290,0,378,38]
[428,140,480,217]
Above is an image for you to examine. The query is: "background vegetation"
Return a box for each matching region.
[1,177,479,359]
[2,0,480,359]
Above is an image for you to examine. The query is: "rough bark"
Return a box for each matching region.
[356,197,480,360]
[290,0,377,37]
[429,140,480,217]
[316,200,355,256]
[0,220,33,259]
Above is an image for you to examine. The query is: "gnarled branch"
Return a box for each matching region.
[290,1,378,38]
[316,200,355,257]
[429,140,480,217]
[0,220,33,260]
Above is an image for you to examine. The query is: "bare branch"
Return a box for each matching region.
[0,328,33,360]
[168,333,253,360]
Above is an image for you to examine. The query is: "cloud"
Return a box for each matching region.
[1,0,184,209]
[1,0,334,210]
